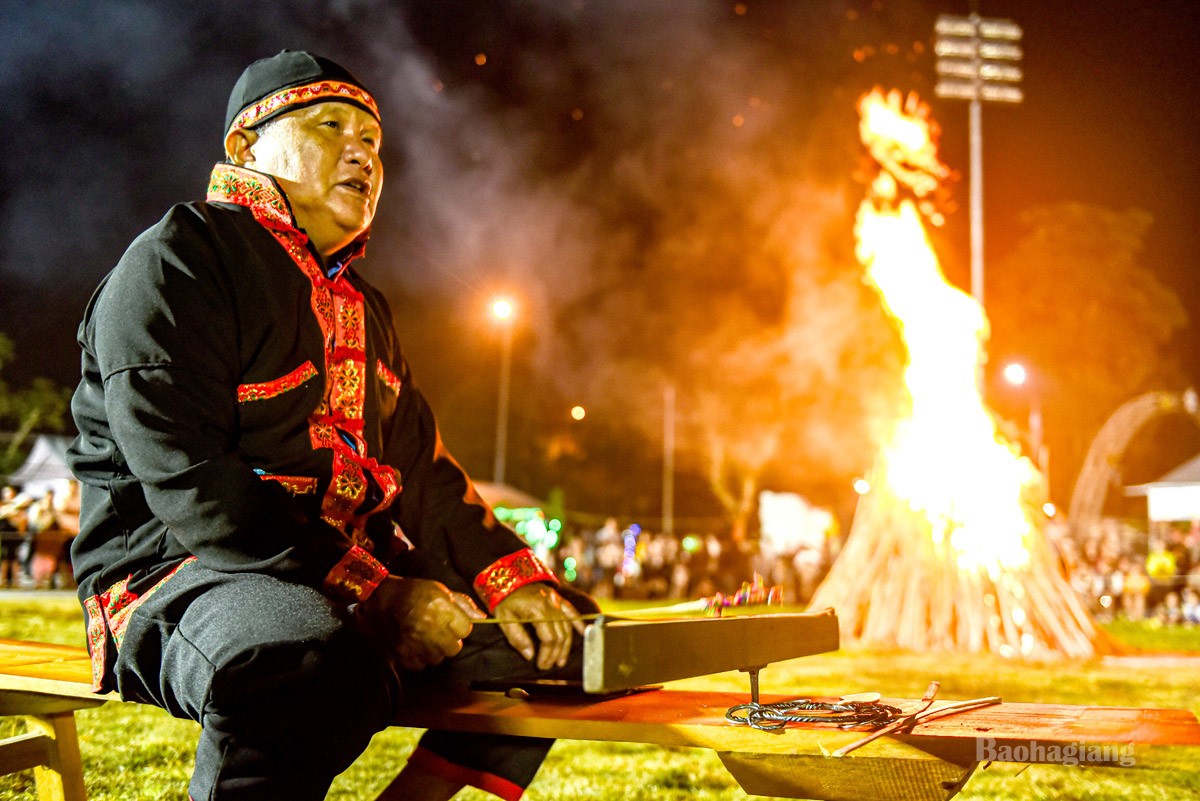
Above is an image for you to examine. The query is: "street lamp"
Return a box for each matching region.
[1002,361,1027,387]
[490,296,515,485]
[1002,360,1047,480]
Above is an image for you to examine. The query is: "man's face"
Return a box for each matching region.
[239,102,383,256]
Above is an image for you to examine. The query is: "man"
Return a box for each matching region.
[69,51,592,801]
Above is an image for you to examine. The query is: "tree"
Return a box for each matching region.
[986,204,1188,503]
[0,333,72,474]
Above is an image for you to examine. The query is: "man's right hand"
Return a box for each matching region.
[356,576,485,671]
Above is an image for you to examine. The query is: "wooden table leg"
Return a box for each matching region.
[27,712,87,801]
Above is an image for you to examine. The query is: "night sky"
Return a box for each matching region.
[1,0,1197,511]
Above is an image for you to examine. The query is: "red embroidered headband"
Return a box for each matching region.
[229,80,379,132]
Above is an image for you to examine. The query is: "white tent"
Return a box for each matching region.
[7,434,75,496]
[472,481,543,510]
[1126,452,1200,522]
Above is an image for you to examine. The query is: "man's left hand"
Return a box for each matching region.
[492,584,586,670]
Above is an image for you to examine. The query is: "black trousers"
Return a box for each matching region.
[116,562,594,801]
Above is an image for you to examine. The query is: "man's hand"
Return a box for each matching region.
[357,576,485,671]
[492,584,586,670]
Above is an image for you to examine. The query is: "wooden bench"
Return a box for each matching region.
[0,639,108,801]
[4,632,1200,801]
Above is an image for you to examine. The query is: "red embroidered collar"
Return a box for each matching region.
[206,163,368,270]
[207,163,297,231]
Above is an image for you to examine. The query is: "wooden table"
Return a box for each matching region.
[3,626,1200,801]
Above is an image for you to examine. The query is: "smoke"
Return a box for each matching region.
[1,0,896,483]
[361,0,867,394]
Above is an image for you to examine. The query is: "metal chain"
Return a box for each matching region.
[725,698,903,731]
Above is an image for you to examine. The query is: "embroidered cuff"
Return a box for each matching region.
[472,548,558,612]
[324,545,388,603]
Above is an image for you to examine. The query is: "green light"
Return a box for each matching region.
[564,568,577,582]
[548,519,562,532]
[563,557,577,570]
[526,516,548,542]
[682,535,701,552]
[545,532,559,548]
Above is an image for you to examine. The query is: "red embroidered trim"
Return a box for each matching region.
[83,594,107,692]
[310,422,337,449]
[377,467,401,512]
[336,294,365,350]
[259,474,319,495]
[106,558,199,650]
[376,360,401,395]
[255,217,398,535]
[406,747,525,801]
[85,558,198,690]
[211,157,394,539]
[329,357,366,421]
[237,361,318,402]
[473,548,558,612]
[320,452,367,530]
[230,80,380,132]
[324,545,387,603]
[207,164,294,230]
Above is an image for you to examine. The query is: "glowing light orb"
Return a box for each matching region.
[490,297,514,321]
[1003,362,1028,386]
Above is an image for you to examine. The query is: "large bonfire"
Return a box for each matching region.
[807,89,1106,659]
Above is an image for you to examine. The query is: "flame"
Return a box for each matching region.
[856,89,1039,576]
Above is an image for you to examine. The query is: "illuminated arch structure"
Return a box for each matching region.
[1067,389,1200,541]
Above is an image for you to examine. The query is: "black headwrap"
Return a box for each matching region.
[225,50,379,134]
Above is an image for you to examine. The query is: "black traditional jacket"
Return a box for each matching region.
[68,164,554,691]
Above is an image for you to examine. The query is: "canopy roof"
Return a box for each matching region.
[473,481,543,510]
[7,434,74,495]
[1127,451,1200,495]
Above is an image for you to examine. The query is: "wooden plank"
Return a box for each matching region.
[718,752,975,801]
[0,640,91,665]
[582,610,839,693]
[904,700,1200,747]
[0,640,106,705]
[4,637,1200,770]
[0,731,53,775]
[393,688,1200,767]
[0,689,107,717]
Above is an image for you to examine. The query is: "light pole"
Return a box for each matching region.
[491,296,515,485]
[662,384,675,537]
[934,7,1024,307]
[1003,361,1047,481]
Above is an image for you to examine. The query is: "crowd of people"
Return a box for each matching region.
[5,477,1200,633]
[547,514,1200,629]
[0,481,80,589]
[548,517,833,606]
[1054,518,1200,626]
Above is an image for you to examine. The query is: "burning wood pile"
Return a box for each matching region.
[808,90,1106,659]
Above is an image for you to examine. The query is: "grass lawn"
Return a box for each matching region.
[2,593,1199,800]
